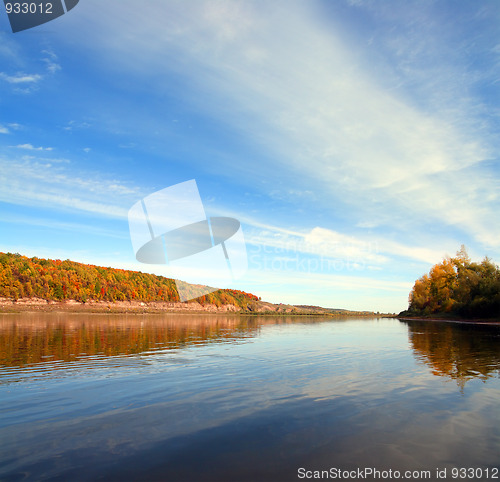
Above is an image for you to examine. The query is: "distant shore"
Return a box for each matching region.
[398,315,500,325]
[0,297,384,317]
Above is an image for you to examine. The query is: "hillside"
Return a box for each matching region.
[0,252,384,316]
[0,252,259,310]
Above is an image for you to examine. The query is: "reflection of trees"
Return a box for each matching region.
[0,314,262,367]
[403,319,500,388]
[0,314,317,368]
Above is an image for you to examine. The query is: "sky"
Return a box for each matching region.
[0,0,499,313]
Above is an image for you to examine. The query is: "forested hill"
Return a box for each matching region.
[403,247,500,319]
[0,252,259,308]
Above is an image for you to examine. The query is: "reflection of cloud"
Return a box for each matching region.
[1,316,498,476]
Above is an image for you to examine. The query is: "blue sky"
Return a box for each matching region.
[0,0,499,312]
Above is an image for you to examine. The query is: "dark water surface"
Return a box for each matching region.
[0,314,499,481]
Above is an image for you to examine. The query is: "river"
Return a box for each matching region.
[0,313,499,481]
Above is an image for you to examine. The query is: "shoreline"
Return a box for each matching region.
[398,315,500,325]
[0,297,384,317]
[0,297,244,314]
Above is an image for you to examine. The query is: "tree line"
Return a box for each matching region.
[405,246,500,318]
[0,252,259,308]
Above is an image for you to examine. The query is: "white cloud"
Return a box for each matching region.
[38,157,70,164]
[0,47,61,93]
[246,219,449,267]
[62,0,499,254]
[0,126,9,134]
[240,268,412,312]
[64,120,92,131]
[12,143,53,151]
[0,156,142,219]
[0,212,128,240]
[41,49,61,74]
[0,72,43,84]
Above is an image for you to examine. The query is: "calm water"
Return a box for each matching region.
[0,314,499,481]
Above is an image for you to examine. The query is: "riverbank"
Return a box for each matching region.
[0,297,244,314]
[398,315,500,325]
[0,297,314,315]
[0,297,384,317]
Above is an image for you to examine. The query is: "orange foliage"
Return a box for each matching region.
[0,252,259,309]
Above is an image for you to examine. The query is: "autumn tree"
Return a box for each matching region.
[407,246,500,319]
[0,252,259,309]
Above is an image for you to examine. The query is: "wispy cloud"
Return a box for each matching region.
[0,72,43,84]
[0,46,61,93]
[63,120,92,131]
[0,212,128,240]
[0,156,142,219]
[240,268,412,312]
[66,0,500,255]
[19,155,70,164]
[3,0,495,311]
[0,32,20,60]
[41,49,61,74]
[0,123,22,134]
[12,143,53,151]
[245,219,450,267]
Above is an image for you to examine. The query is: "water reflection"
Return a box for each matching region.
[0,313,255,367]
[0,313,325,370]
[1,315,499,481]
[403,319,500,387]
